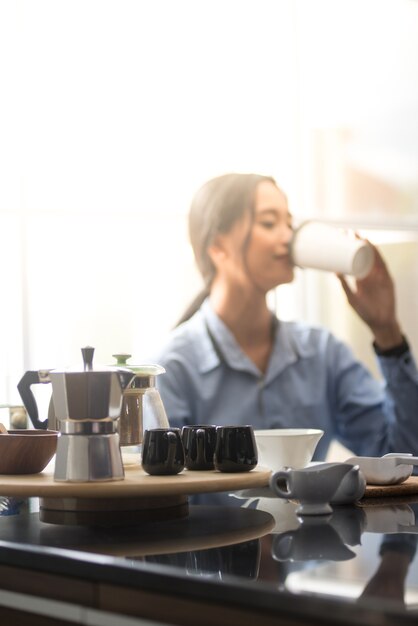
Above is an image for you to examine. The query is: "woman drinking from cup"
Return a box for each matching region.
[152,173,418,466]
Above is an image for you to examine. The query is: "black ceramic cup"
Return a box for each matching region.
[214,425,258,473]
[141,428,185,476]
[181,425,217,471]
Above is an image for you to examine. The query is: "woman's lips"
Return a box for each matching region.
[273,253,291,262]
[273,253,295,270]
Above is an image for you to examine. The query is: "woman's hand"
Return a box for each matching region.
[338,242,403,349]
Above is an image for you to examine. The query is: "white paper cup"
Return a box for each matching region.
[291,221,374,279]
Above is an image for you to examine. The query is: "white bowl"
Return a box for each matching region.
[254,428,324,472]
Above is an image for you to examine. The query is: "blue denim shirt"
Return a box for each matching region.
[154,300,418,461]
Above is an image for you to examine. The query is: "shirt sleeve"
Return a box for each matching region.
[152,310,219,429]
[331,337,418,457]
[155,357,196,429]
[376,349,418,452]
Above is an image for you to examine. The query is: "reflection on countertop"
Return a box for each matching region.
[1,493,418,620]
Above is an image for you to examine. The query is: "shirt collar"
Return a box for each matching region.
[199,299,314,380]
[199,299,259,375]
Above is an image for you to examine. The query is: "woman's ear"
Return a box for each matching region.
[207,235,227,269]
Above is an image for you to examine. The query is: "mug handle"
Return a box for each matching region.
[270,470,294,498]
[165,431,178,468]
[196,428,205,464]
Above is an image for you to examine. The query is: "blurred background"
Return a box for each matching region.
[1,0,418,417]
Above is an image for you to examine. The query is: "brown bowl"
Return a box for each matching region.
[0,429,58,474]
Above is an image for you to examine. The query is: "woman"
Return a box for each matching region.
[153,173,418,462]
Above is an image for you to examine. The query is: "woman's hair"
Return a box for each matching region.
[177,173,277,325]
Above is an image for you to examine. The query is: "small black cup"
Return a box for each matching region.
[141,428,185,476]
[214,425,258,473]
[181,425,217,470]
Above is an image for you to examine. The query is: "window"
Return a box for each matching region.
[1,0,417,417]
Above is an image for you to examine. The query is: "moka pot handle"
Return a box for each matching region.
[17,370,52,430]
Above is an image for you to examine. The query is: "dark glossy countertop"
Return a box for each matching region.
[0,487,418,625]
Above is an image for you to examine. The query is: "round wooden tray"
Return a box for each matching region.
[0,464,272,525]
[0,464,271,498]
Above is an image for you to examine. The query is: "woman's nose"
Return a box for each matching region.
[281,224,294,245]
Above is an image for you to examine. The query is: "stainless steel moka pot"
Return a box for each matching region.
[18,347,135,481]
[54,347,135,482]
